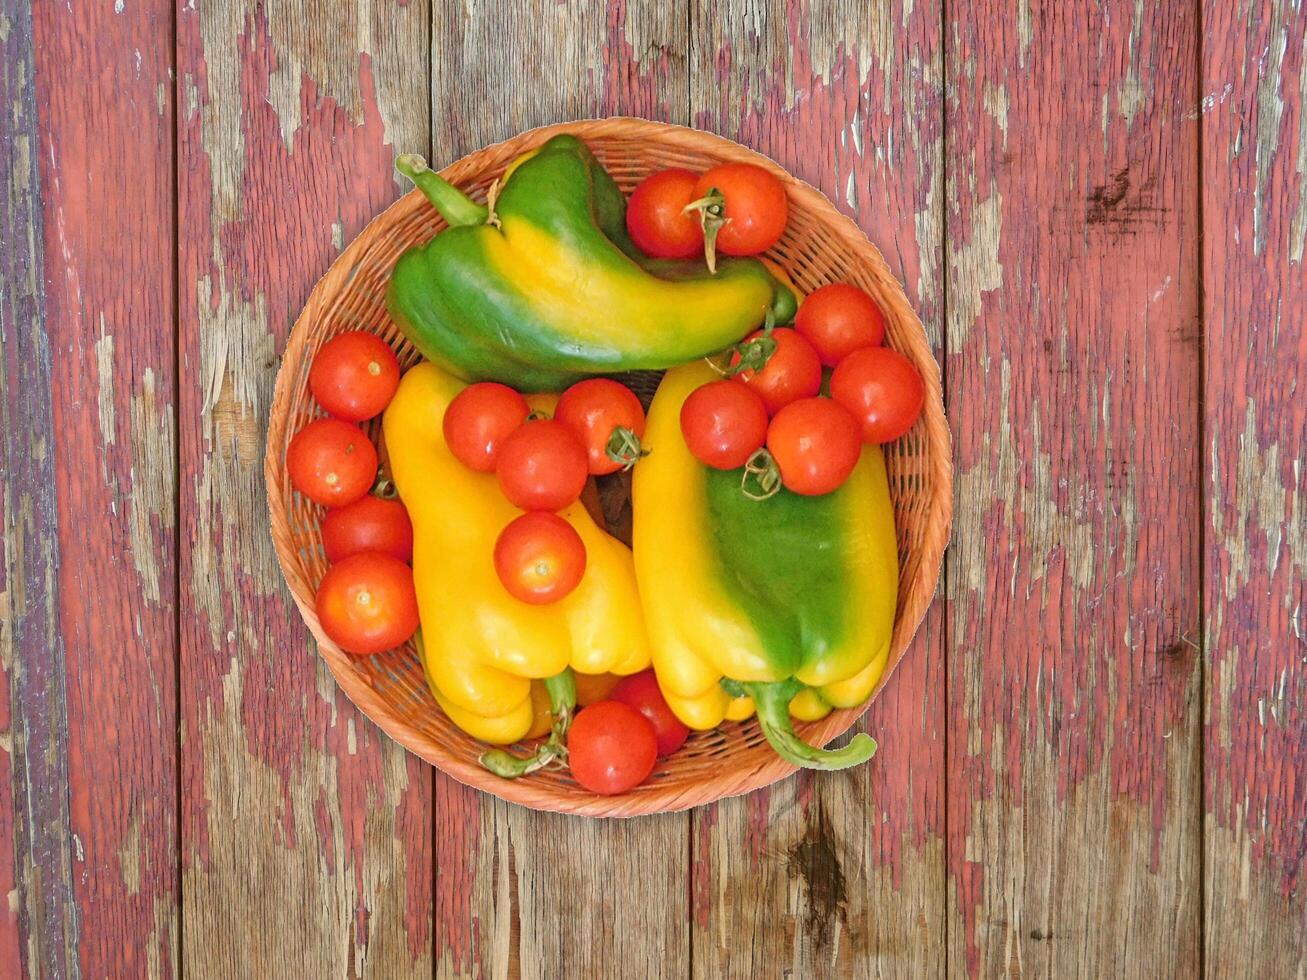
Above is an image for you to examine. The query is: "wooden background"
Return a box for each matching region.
[2,0,1304,976]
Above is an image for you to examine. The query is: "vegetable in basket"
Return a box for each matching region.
[386,135,797,392]
[383,362,651,770]
[632,362,899,770]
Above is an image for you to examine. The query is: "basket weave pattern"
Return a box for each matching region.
[266,118,952,818]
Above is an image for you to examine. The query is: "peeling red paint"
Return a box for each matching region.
[28,0,180,974]
[945,2,1202,975]
[1201,0,1307,960]
[692,0,946,890]
[177,4,431,973]
[433,775,484,975]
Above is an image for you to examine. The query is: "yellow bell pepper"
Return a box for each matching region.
[385,362,651,761]
[631,362,899,769]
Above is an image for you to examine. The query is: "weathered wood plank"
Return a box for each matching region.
[1,1,75,975]
[1200,2,1307,975]
[429,3,691,977]
[26,0,181,975]
[688,3,947,977]
[177,3,433,975]
[945,2,1203,976]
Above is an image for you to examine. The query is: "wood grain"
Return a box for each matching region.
[1200,2,1307,976]
[25,0,182,975]
[944,2,1203,976]
[687,3,947,977]
[176,3,433,975]
[429,3,692,976]
[1,1,76,975]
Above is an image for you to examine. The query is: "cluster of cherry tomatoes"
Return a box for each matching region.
[626,161,788,268]
[443,376,647,605]
[285,332,420,656]
[627,162,924,497]
[680,282,924,496]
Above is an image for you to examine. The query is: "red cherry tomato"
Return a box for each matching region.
[626,169,703,259]
[321,495,413,564]
[443,382,531,472]
[555,378,647,475]
[315,552,419,656]
[679,380,769,470]
[692,163,788,257]
[610,670,689,757]
[493,512,587,605]
[567,701,658,795]
[794,283,886,366]
[829,346,925,444]
[729,327,822,415]
[287,418,378,507]
[496,419,589,511]
[308,331,401,421]
[766,397,861,496]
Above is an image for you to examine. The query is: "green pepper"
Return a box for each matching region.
[387,135,797,392]
[631,362,900,769]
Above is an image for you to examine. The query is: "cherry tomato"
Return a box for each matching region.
[679,380,769,470]
[308,331,401,421]
[574,672,621,707]
[610,670,689,757]
[766,397,861,496]
[495,419,589,511]
[315,552,419,656]
[443,382,531,472]
[794,283,886,367]
[829,346,925,444]
[493,512,587,605]
[626,169,703,259]
[567,701,658,795]
[555,378,647,475]
[321,494,413,564]
[692,163,788,257]
[287,418,378,507]
[729,327,822,415]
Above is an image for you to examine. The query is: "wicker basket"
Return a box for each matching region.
[266,118,951,818]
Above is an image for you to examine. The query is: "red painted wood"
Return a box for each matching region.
[688,2,947,973]
[945,2,1202,975]
[28,0,180,975]
[1,0,75,974]
[175,3,433,973]
[1200,2,1307,974]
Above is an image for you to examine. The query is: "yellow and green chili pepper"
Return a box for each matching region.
[387,135,797,391]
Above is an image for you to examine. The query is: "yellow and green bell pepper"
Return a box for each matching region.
[631,362,899,769]
[387,135,797,392]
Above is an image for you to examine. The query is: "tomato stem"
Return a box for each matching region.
[682,187,729,273]
[605,426,649,470]
[740,448,782,501]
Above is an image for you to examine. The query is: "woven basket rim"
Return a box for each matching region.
[265,116,953,818]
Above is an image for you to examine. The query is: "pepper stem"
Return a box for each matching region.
[396,153,489,228]
[726,678,877,770]
[479,669,577,779]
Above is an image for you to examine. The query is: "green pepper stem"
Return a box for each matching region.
[730,678,877,771]
[478,669,577,779]
[396,153,489,227]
